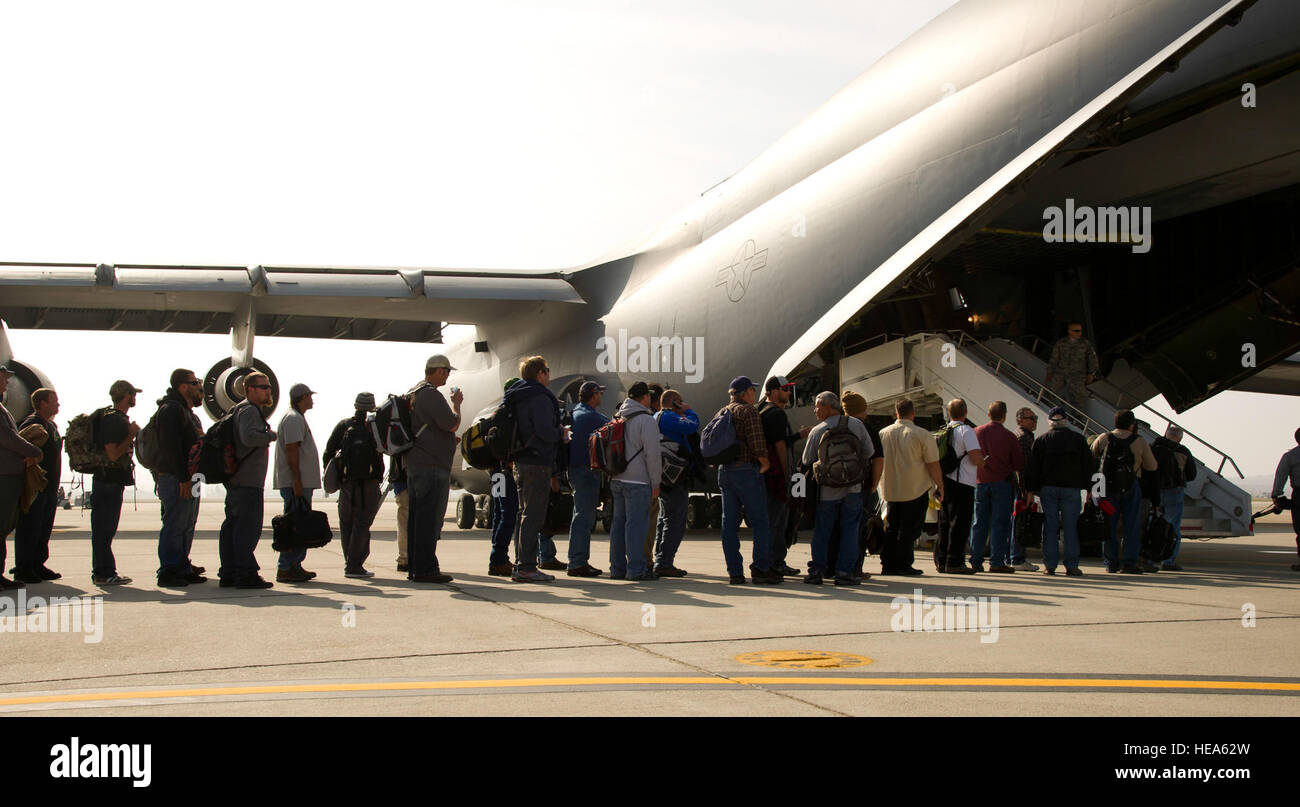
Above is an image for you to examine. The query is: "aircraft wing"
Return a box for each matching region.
[0,261,586,343]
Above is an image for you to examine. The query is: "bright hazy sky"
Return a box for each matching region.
[0,0,1292,485]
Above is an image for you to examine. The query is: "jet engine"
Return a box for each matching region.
[201,358,280,421]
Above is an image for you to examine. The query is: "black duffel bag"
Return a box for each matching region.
[1142,509,1177,562]
[1077,497,1109,544]
[272,496,333,552]
[1014,502,1045,549]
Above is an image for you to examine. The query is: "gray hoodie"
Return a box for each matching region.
[612,398,662,487]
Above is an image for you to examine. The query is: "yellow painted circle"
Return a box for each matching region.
[735,651,873,670]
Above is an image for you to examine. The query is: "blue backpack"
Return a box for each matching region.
[700,406,742,465]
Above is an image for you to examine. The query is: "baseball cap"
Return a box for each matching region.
[729,376,756,393]
[627,381,650,399]
[425,354,456,371]
[109,380,142,400]
[289,383,317,401]
[579,381,607,401]
[1048,406,1067,421]
[765,375,794,392]
[354,392,376,411]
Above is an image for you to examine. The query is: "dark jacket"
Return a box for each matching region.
[506,379,561,467]
[154,389,202,478]
[1151,436,1196,489]
[19,413,62,482]
[324,412,385,482]
[1026,422,1095,491]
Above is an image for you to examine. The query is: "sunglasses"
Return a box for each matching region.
[247,384,271,390]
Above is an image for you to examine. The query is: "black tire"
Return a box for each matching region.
[707,497,722,530]
[596,494,613,533]
[456,493,475,529]
[687,496,708,529]
[476,494,492,529]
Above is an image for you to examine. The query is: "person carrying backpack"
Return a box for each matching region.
[218,372,277,588]
[1090,408,1158,574]
[800,391,875,585]
[324,392,386,578]
[707,376,779,585]
[0,365,43,591]
[152,369,207,587]
[652,388,698,577]
[504,356,561,584]
[758,376,810,577]
[89,380,143,587]
[565,380,607,578]
[1150,425,1197,571]
[13,386,63,585]
[607,381,662,581]
[406,354,463,584]
[934,398,984,574]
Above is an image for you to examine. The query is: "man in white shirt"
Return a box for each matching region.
[935,398,984,574]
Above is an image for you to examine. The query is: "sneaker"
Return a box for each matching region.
[942,565,975,575]
[410,572,454,584]
[276,568,314,584]
[13,569,44,584]
[538,560,568,571]
[93,574,132,586]
[728,575,747,585]
[833,574,862,587]
[803,572,824,585]
[566,565,603,577]
[156,571,191,587]
[654,565,688,577]
[629,570,659,582]
[750,566,782,585]
[1042,568,1056,576]
[512,569,555,583]
[1012,561,1039,572]
[1065,567,1084,577]
[344,568,375,579]
[0,576,25,590]
[235,576,274,589]
[1161,563,1183,572]
[777,564,800,577]
[987,566,1015,574]
[396,562,409,572]
[39,567,62,580]
[1119,564,1144,575]
[488,562,515,576]
[190,565,206,575]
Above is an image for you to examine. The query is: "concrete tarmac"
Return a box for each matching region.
[1,499,1297,716]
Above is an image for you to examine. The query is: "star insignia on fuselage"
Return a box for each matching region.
[716,239,768,302]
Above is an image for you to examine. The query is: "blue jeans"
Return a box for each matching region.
[970,480,1014,567]
[219,485,264,582]
[812,492,862,577]
[490,468,518,567]
[654,484,689,569]
[157,473,200,574]
[1103,482,1142,568]
[90,477,124,577]
[277,488,314,570]
[609,480,652,578]
[1161,487,1185,566]
[1040,485,1082,571]
[718,464,772,576]
[407,464,451,576]
[567,466,600,569]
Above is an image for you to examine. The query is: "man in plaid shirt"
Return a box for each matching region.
[715,376,781,585]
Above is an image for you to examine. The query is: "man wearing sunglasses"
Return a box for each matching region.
[154,369,208,587]
[218,372,277,589]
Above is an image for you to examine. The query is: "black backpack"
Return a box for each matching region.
[486,395,525,462]
[339,420,377,481]
[195,402,254,485]
[1100,432,1138,500]
[1142,509,1178,561]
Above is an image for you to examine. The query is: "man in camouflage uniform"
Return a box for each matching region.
[1046,322,1100,409]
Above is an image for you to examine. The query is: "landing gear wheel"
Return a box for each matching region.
[456,493,476,529]
[707,496,722,530]
[687,496,709,529]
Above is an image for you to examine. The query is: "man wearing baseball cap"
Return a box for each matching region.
[0,365,43,590]
[1025,406,1095,576]
[405,354,463,583]
[273,383,321,582]
[89,380,143,586]
[711,376,779,584]
[758,375,810,575]
[566,380,608,577]
[324,392,386,578]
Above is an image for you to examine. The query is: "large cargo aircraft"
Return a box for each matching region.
[2,0,1296,533]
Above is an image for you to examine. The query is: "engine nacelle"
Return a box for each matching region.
[0,359,55,424]
[202,358,280,421]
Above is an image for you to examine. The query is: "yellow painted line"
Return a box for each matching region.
[3,676,1300,706]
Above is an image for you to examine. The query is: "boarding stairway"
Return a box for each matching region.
[839,333,1252,537]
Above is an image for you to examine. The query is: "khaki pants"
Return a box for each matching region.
[395,488,409,564]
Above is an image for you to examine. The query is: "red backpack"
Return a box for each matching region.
[589,411,649,475]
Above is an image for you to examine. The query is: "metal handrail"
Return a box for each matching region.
[1132,402,1245,479]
